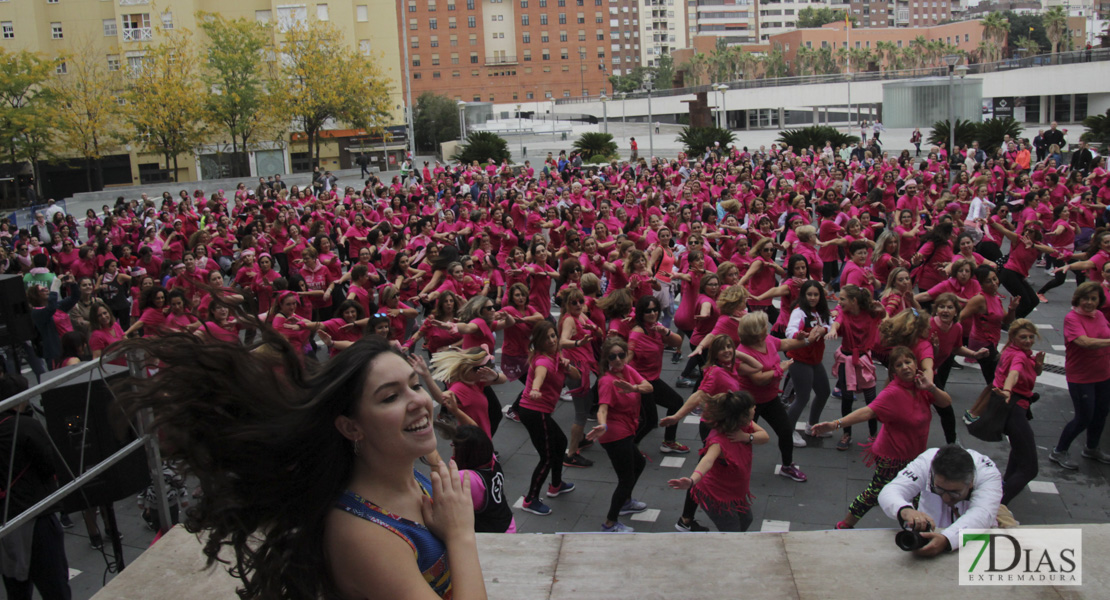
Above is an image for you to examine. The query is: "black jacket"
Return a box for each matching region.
[0,407,64,515]
[1042,129,1065,149]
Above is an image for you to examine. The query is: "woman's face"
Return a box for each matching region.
[79,279,94,298]
[839,291,857,313]
[95,305,112,327]
[606,346,628,373]
[642,302,660,324]
[851,248,867,265]
[1012,328,1036,351]
[896,271,912,291]
[169,296,185,314]
[715,341,735,365]
[259,257,272,271]
[373,321,391,338]
[983,271,1000,293]
[935,300,957,322]
[511,287,526,308]
[956,265,972,283]
[348,353,438,461]
[450,265,465,280]
[342,306,359,322]
[900,212,912,226]
[566,295,584,315]
[280,295,298,315]
[959,237,974,254]
[534,245,549,262]
[805,286,821,308]
[1078,293,1100,314]
[541,326,559,354]
[891,354,918,382]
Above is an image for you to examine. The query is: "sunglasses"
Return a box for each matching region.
[568,299,583,306]
[481,305,495,312]
[642,306,660,314]
[608,352,627,361]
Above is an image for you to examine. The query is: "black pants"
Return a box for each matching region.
[636,379,684,444]
[1037,256,1086,295]
[518,406,566,502]
[837,370,878,438]
[601,436,646,522]
[975,241,1003,264]
[934,355,958,444]
[998,267,1038,319]
[823,260,841,292]
[2,514,71,600]
[680,330,703,379]
[484,386,503,437]
[681,422,713,522]
[754,398,794,466]
[971,343,1000,388]
[1001,404,1038,505]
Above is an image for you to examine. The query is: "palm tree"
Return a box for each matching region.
[981,13,1010,46]
[908,36,928,72]
[1043,7,1069,55]
[762,47,788,78]
[815,47,837,74]
[978,38,1002,64]
[875,40,897,72]
[794,47,814,76]
[851,48,874,72]
[1014,35,1041,57]
[683,52,712,86]
[739,50,760,80]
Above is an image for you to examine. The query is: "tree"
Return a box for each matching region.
[123,28,208,182]
[981,13,1010,48]
[572,132,617,160]
[875,40,899,72]
[1080,109,1110,153]
[50,36,125,192]
[761,47,788,79]
[1043,7,1069,55]
[0,48,61,204]
[608,66,647,94]
[413,92,461,154]
[271,21,393,170]
[678,126,735,155]
[652,54,674,90]
[197,12,283,178]
[1003,12,1051,55]
[452,131,510,164]
[1012,35,1041,58]
[797,7,857,29]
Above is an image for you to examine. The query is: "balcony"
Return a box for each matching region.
[122,27,153,41]
[485,55,518,65]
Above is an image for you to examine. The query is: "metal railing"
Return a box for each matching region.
[0,354,172,545]
[556,47,1110,105]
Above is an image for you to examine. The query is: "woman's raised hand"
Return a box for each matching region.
[421,460,475,543]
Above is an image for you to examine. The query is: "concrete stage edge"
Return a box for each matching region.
[93,524,1107,599]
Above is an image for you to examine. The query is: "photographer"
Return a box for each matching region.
[879,445,1003,557]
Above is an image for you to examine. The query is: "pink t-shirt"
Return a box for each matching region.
[1063,309,1110,384]
[449,381,492,438]
[736,336,783,405]
[993,345,1038,407]
[629,327,665,381]
[520,354,565,413]
[598,365,646,443]
[929,318,964,368]
[867,378,933,461]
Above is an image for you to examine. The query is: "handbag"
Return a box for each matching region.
[965,387,1013,442]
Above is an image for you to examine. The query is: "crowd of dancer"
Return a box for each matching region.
[2,132,1110,599]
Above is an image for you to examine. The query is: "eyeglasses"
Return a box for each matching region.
[481,305,495,312]
[568,299,583,306]
[928,470,968,500]
[373,313,388,318]
[643,307,660,314]
[608,352,627,361]
[572,266,583,272]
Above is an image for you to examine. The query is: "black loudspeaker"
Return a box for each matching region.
[39,363,150,513]
[0,274,34,346]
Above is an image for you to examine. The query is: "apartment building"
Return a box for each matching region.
[399,0,641,103]
[0,0,406,191]
[640,0,687,67]
[844,0,955,28]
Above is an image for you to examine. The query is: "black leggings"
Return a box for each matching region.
[754,398,795,466]
[681,331,704,379]
[636,379,684,444]
[1001,403,1038,505]
[681,422,713,522]
[484,386,503,437]
[998,267,1038,319]
[837,370,877,438]
[601,436,646,523]
[975,241,1003,263]
[518,406,567,502]
[934,355,958,444]
[823,260,841,291]
[971,343,1000,388]
[1,514,71,600]
[1037,256,1087,295]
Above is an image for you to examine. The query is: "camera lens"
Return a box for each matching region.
[895,529,930,552]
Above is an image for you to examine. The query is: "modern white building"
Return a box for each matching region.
[640,0,688,66]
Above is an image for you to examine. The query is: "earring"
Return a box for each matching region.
[352,438,362,456]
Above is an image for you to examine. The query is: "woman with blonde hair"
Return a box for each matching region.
[689,283,750,357]
[879,267,921,317]
[429,347,508,439]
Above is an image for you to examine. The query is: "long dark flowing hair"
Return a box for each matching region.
[111,329,402,599]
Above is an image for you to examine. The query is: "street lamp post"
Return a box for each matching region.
[516,103,523,161]
[600,92,608,134]
[943,54,960,163]
[551,98,557,139]
[457,101,467,142]
[714,83,728,129]
[619,92,626,123]
[645,77,654,160]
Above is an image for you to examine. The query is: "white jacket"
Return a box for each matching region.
[878,447,1003,552]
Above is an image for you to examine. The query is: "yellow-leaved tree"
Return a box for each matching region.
[122,27,208,182]
[0,48,60,205]
[271,21,393,169]
[50,36,126,192]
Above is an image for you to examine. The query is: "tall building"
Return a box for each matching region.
[0,0,407,190]
[691,0,758,44]
[844,0,955,28]
[399,0,641,103]
[640,0,688,67]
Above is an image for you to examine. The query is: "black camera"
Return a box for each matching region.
[895,529,931,551]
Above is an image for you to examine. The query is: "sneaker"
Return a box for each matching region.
[836,436,852,451]
[805,423,833,438]
[503,405,521,423]
[1036,293,1049,303]
[560,390,573,402]
[675,377,697,388]
[792,431,807,447]
[779,463,808,482]
[671,351,683,364]
[547,481,576,497]
[836,520,854,530]
[1081,447,1110,464]
[691,405,703,417]
[577,438,594,451]
[675,517,710,532]
[963,410,980,425]
[1049,449,1079,470]
[601,521,635,533]
[563,453,593,468]
[619,499,648,515]
[59,514,74,529]
[951,361,964,370]
[90,534,103,550]
[521,498,552,515]
[832,387,842,398]
[963,356,978,365]
[660,440,690,454]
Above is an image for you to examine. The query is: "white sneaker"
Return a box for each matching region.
[560,390,572,402]
[792,431,807,447]
[805,423,833,438]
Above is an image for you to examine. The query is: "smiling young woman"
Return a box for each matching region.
[113,331,487,600]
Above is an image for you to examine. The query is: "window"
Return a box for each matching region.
[56,61,67,75]
[408,0,416,10]
[126,54,145,72]
[467,0,474,7]
[47,0,59,3]
[579,31,586,41]
[107,54,121,71]
[255,10,272,24]
[161,10,174,29]
[577,12,585,23]
[414,72,421,79]
[540,0,546,6]
[411,36,419,48]
[559,13,567,24]
[409,18,418,30]
[469,34,477,44]
[433,71,441,78]
[467,16,476,27]
[522,14,529,25]
[541,31,549,42]
[316,0,329,17]
[542,49,550,59]
[448,1,455,8]
[428,0,436,10]
[450,34,458,45]
[431,36,439,46]
[522,0,529,6]
[545,90,552,98]
[449,17,457,28]
[470,52,478,63]
[121,13,152,41]
[356,5,368,21]
[523,49,532,60]
[558,0,565,5]
[275,5,307,32]
[560,48,568,58]
[560,31,567,41]
[430,18,437,29]
[562,65,570,71]
[432,54,440,65]
[359,40,371,55]
[51,22,63,39]
[453,70,460,77]
[451,52,459,63]
[413,55,421,66]
[523,32,530,43]
[563,90,570,97]
[541,14,548,25]
[527,91,534,99]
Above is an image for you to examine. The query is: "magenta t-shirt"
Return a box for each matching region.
[868,378,933,461]
[520,354,565,413]
[1064,309,1110,384]
[598,365,646,443]
[449,381,492,438]
[929,318,964,367]
[736,336,783,404]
